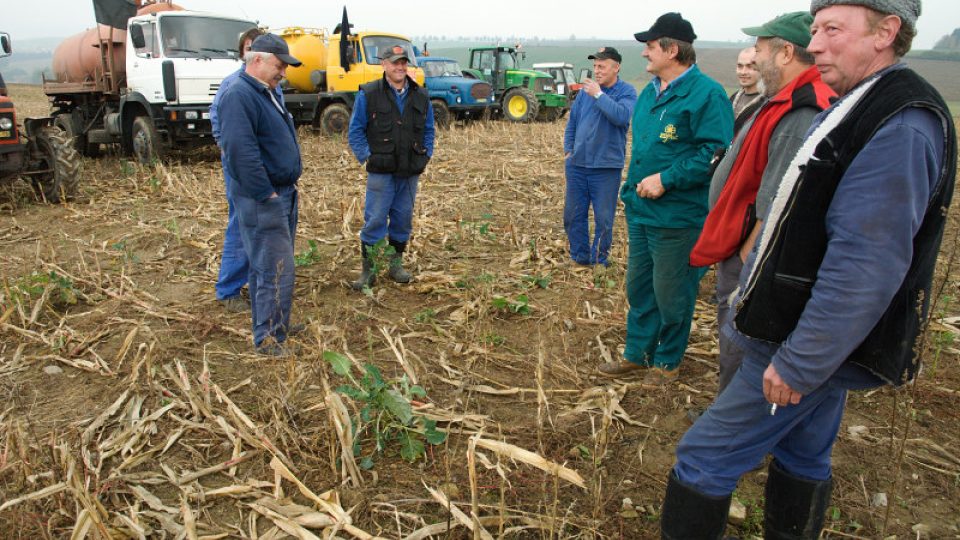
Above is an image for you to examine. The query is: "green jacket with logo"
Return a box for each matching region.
[622,65,733,228]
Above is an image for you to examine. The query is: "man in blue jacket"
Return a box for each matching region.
[563,47,636,267]
[210,27,268,313]
[661,1,956,538]
[348,45,434,290]
[219,34,303,356]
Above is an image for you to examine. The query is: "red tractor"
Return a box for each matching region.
[0,32,80,202]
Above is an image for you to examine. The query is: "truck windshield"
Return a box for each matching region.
[362,36,418,67]
[161,16,257,59]
[423,60,462,77]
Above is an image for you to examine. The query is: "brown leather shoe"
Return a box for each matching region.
[597,360,646,377]
[642,366,679,385]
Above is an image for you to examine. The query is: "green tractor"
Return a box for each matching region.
[462,46,567,122]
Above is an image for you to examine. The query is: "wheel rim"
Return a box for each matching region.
[508,95,527,117]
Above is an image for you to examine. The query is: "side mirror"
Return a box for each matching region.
[0,32,11,58]
[130,25,146,49]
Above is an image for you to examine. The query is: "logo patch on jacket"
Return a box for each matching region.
[659,124,678,142]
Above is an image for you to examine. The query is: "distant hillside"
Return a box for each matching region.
[933,28,960,51]
[0,37,61,84]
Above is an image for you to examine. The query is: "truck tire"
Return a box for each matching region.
[431,99,451,129]
[131,116,167,164]
[502,87,539,123]
[55,113,100,158]
[319,103,350,137]
[31,126,81,203]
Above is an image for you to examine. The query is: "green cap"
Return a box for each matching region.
[742,11,814,48]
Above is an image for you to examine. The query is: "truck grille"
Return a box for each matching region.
[470,82,492,100]
[534,77,554,93]
[209,83,220,97]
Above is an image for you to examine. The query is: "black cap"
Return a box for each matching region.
[634,12,697,43]
[588,47,622,63]
[250,34,302,67]
[380,44,411,63]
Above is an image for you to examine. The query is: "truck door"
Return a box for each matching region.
[127,21,164,102]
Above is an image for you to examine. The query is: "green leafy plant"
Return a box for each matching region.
[295,240,323,267]
[413,308,436,323]
[522,273,552,289]
[5,271,79,309]
[491,294,530,315]
[322,351,446,464]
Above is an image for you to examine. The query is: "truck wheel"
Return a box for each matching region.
[131,116,167,164]
[319,104,350,137]
[55,114,100,158]
[502,87,539,123]
[31,126,81,203]
[431,99,451,129]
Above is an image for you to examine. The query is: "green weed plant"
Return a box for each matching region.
[321,351,446,466]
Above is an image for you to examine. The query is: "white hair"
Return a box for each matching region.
[245,51,271,65]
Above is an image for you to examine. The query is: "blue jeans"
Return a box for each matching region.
[215,159,249,300]
[715,254,746,394]
[563,164,622,266]
[234,186,298,347]
[359,173,420,246]
[623,223,702,369]
[673,348,847,497]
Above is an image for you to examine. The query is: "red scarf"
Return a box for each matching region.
[690,66,834,267]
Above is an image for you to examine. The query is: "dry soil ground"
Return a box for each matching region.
[1,83,959,539]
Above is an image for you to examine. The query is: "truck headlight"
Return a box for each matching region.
[184,111,199,120]
[0,117,12,130]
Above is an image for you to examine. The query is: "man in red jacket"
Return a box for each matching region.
[689,12,835,394]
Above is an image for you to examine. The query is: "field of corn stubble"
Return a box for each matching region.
[2,82,960,539]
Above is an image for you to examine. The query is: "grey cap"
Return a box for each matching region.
[810,0,921,29]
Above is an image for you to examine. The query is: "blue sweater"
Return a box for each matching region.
[219,72,302,202]
[210,66,285,145]
[730,67,946,394]
[563,78,637,169]
[348,79,435,164]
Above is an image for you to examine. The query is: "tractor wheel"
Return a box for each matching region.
[501,87,539,123]
[131,116,167,164]
[431,99,451,129]
[536,107,562,122]
[55,113,100,158]
[319,103,351,137]
[31,126,81,203]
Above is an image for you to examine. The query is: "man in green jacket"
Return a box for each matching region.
[598,13,733,384]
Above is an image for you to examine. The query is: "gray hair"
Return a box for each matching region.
[767,37,816,65]
[658,37,696,66]
[244,51,271,66]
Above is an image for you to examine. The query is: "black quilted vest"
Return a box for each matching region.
[362,77,430,177]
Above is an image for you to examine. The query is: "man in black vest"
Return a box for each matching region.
[660,1,957,538]
[348,44,435,290]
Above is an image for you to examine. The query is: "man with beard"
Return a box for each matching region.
[661,1,956,538]
[690,12,835,395]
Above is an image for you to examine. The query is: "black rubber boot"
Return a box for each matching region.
[763,460,832,540]
[661,470,731,540]
[387,239,411,283]
[350,242,376,291]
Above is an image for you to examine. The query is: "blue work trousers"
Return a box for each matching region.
[234,186,298,347]
[673,348,847,497]
[215,159,249,300]
[563,164,622,266]
[623,223,702,369]
[359,172,420,246]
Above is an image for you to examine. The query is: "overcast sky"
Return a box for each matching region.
[7,0,958,50]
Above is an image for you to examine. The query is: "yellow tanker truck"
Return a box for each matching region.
[279,26,424,135]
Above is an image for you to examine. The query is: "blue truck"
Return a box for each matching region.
[416,55,494,127]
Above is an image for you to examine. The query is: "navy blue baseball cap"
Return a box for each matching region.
[250,34,302,66]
